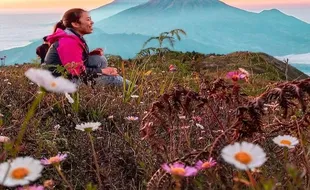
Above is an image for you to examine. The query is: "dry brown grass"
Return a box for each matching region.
[0,52,309,189]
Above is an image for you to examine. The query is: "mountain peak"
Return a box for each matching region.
[260,9,283,15]
[146,0,223,9]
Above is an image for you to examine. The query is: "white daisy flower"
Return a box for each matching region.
[178,116,186,119]
[64,93,74,104]
[130,95,139,98]
[0,157,43,187]
[125,116,139,121]
[54,124,61,130]
[25,68,76,93]
[221,142,267,170]
[75,122,101,132]
[195,123,204,129]
[273,135,299,149]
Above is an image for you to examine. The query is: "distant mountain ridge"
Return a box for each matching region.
[0,28,219,64]
[95,0,310,56]
[145,0,224,8]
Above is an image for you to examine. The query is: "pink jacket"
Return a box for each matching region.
[46,29,86,76]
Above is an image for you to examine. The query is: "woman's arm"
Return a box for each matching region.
[57,38,85,76]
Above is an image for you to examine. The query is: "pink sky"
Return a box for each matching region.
[222,0,310,22]
[223,0,310,7]
[0,0,309,22]
[0,0,309,11]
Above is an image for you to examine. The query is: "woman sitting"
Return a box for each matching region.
[44,8,131,87]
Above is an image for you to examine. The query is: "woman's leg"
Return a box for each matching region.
[95,75,132,88]
[87,55,107,69]
[88,54,132,88]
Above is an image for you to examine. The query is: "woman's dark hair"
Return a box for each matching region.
[53,8,86,33]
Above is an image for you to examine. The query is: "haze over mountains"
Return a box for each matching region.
[1,0,310,65]
[90,0,148,22]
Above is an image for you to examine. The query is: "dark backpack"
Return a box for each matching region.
[36,44,49,64]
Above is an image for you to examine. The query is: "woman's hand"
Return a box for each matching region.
[102,67,118,76]
[89,48,104,56]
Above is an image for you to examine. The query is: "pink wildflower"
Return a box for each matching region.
[226,71,246,82]
[0,136,10,143]
[192,116,202,122]
[169,64,177,72]
[41,153,67,165]
[161,162,198,177]
[238,68,250,77]
[43,179,55,188]
[125,116,139,121]
[195,158,217,170]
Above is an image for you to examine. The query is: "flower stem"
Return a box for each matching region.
[87,132,103,189]
[296,120,310,187]
[13,90,46,157]
[246,170,256,189]
[205,102,225,131]
[72,92,80,113]
[54,164,73,190]
[173,177,182,190]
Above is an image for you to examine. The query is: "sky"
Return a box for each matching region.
[223,0,310,22]
[0,0,113,13]
[0,0,309,22]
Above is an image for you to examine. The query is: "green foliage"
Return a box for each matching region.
[30,57,41,67]
[86,183,97,190]
[72,92,80,113]
[136,47,171,59]
[142,29,186,49]
[286,164,304,189]
[137,29,187,61]
[261,179,276,190]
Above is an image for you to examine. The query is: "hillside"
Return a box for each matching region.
[0,51,310,189]
[192,51,308,80]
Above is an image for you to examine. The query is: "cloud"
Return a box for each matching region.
[275,53,310,64]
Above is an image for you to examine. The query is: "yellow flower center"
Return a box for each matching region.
[11,167,29,179]
[171,167,186,176]
[49,156,61,164]
[280,140,291,146]
[235,151,252,164]
[202,162,211,169]
[50,82,57,88]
